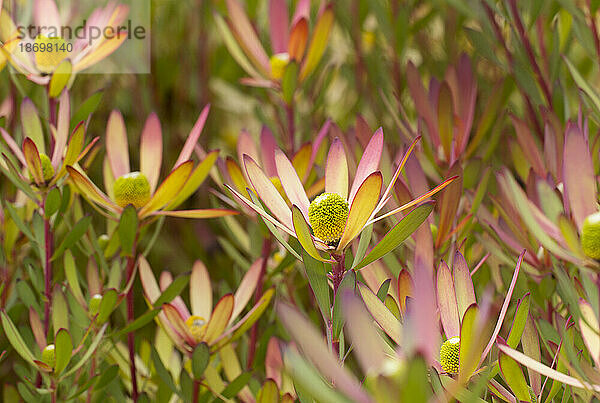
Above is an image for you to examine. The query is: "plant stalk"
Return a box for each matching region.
[330,254,346,356]
[43,214,53,338]
[246,238,271,369]
[193,379,200,403]
[286,102,295,154]
[125,254,139,402]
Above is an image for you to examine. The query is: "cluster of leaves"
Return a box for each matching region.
[1,0,600,402]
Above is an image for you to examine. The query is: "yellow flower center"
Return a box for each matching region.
[440,337,460,375]
[112,172,151,209]
[185,315,207,342]
[308,192,349,244]
[269,52,290,80]
[34,34,69,74]
[29,153,55,182]
[42,344,56,368]
[582,212,600,260]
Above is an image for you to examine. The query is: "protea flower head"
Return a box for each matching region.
[0,92,98,191]
[0,0,128,88]
[139,256,274,354]
[439,337,460,374]
[66,105,237,221]
[582,212,600,260]
[227,128,456,261]
[219,0,334,89]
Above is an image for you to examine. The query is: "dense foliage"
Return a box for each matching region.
[2,0,600,402]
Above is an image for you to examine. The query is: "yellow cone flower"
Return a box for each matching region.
[113,172,151,209]
[582,212,600,260]
[308,192,349,244]
[440,337,460,375]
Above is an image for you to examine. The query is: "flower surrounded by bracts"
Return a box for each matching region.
[218,122,330,211]
[66,105,237,221]
[227,127,457,262]
[139,256,274,354]
[0,92,97,197]
[218,0,334,89]
[0,0,128,85]
[481,115,600,270]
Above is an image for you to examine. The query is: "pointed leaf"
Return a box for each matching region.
[245,155,292,229]
[453,251,476,321]
[292,205,331,262]
[277,302,371,402]
[276,149,310,218]
[358,283,402,344]
[106,110,129,179]
[139,161,193,217]
[579,299,600,367]
[325,138,349,199]
[54,328,72,375]
[507,294,530,349]
[48,60,72,98]
[337,172,382,251]
[302,249,331,320]
[140,113,162,192]
[348,128,383,204]
[437,260,460,339]
[299,4,334,81]
[353,202,433,270]
[190,260,212,320]
[21,99,44,153]
[204,294,234,344]
[23,138,43,185]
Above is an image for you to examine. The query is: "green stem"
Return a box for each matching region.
[330,254,346,356]
[125,252,139,402]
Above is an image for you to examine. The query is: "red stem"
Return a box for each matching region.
[192,379,200,403]
[246,238,271,370]
[507,0,553,108]
[125,255,139,402]
[43,215,53,338]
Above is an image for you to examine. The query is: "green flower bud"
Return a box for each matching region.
[581,212,600,260]
[29,153,55,182]
[269,52,290,81]
[42,344,56,368]
[112,172,151,209]
[98,234,110,250]
[89,294,102,316]
[440,337,460,375]
[308,192,349,244]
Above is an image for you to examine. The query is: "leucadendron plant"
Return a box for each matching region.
[227,126,456,352]
[140,256,273,402]
[0,0,128,90]
[64,105,237,401]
